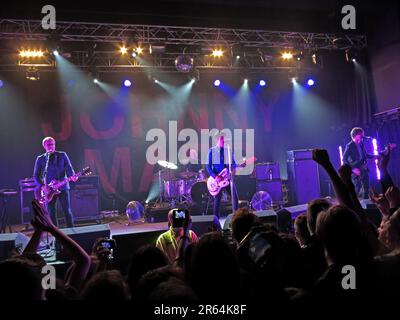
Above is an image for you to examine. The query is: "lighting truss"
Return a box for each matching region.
[0,19,367,72]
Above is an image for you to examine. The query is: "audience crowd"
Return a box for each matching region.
[1,147,400,314]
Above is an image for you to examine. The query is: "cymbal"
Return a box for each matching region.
[157,160,178,170]
[179,171,197,179]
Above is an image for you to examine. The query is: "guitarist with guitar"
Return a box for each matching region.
[206,132,256,218]
[343,127,396,199]
[33,137,79,227]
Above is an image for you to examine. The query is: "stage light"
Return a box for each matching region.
[259,80,266,87]
[212,49,223,58]
[53,50,59,56]
[132,52,137,57]
[19,50,44,58]
[339,146,344,165]
[93,78,99,84]
[214,79,221,87]
[372,138,381,180]
[345,49,358,63]
[307,78,315,86]
[244,78,248,83]
[124,80,132,87]
[236,55,240,59]
[0,80,3,88]
[120,46,128,55]
[294,52,304,61]
[291,77,297,84]
[154,79,159,83]
[135,47,143,55]
[26,67,40,81]
[281,52,293,60]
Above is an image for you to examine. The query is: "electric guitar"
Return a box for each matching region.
[352,143,396,177]
[207,157,257,197]
[36,167,91,205]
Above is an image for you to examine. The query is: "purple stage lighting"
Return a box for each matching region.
[214,79,221,87]
[124,80,132,87]
[372,138,381,180]
[307,78,315,86]
[259,80,266,87]
[339,145,344,165]
[0,80,3,88]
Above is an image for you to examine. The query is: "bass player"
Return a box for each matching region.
[206,132,242,218]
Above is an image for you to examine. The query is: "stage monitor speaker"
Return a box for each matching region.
[223,210,277,231]
[287,149,320,205]
[57,224,110,261]
[256,179,283,203]
[191,215,221,236]
[0,233,30,261]
[70,188,100,222]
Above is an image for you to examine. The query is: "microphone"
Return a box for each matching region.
[363,136,372,140]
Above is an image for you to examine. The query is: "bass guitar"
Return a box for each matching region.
[207,157,256,197]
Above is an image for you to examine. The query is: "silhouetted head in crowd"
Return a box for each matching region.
[190,232,240,301]
[0,258,43,300]
[316,205,372,265]
[134,265,184,303]
[379,208,400,252]
[127,245,168,294]
[80,270,130,301]
[149,277,199,303]
[231,208,261,243]
[307,198,332,235]
[294,214,311,247]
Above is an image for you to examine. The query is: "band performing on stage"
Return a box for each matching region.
[3,2,400,309]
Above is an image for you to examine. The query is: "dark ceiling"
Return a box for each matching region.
[2,0,398,33]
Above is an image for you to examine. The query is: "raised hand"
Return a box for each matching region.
[31,199,56,232]
[385,186,400,209]
[312,149,331,167]
[338,164,353,183]
[369,189,390,212]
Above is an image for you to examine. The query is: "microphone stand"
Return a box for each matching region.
[42,152,51,250]
[226,143,236,215]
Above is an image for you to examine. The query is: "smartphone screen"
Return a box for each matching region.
[248,233,271,264]
[172,209,186,227]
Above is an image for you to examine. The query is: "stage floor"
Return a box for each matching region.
[8,215,229,238]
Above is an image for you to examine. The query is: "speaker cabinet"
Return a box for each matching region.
[70,188,100,222]
[256,162,280,180]
[191,215,222,236]
[287,150,320,205]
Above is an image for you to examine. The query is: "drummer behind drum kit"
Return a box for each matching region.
[156,160,221,212]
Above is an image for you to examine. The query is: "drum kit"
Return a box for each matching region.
[156,160,212,209]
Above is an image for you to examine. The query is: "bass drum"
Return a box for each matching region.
[190,181,210,205]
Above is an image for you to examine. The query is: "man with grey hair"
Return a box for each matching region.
[33,137,77,227]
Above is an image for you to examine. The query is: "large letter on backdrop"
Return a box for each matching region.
[41,108,72,141]
[80,110,125,140]
[84,147,132,194]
